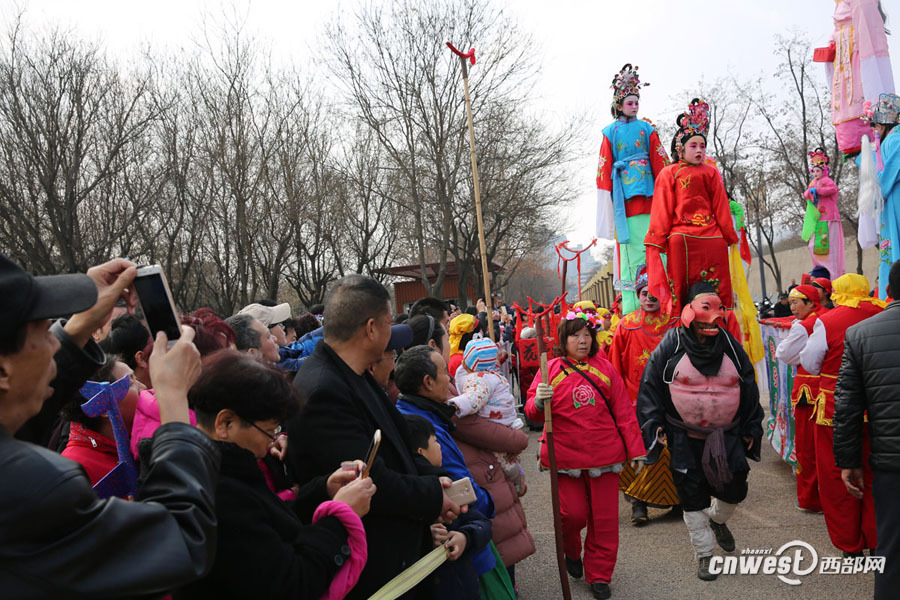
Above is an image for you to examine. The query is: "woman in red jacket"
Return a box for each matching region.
[61,356,145,488]
[525,312,646,600]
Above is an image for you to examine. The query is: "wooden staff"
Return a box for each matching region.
[447,42,495,342]
[535,309,572,600]
[561,259,568,299]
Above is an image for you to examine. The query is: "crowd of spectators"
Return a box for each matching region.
[0,254,531,599]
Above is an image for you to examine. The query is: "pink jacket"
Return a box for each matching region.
[130,389,197,459]
[804,176,840,222]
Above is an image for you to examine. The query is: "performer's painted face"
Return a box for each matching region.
[620,95,639,118]
[811,166,824,181]
[638,288,660,313]
[680,135,706,165]
[681,293,725,337]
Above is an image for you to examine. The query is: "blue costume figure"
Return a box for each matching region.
[595,64,670,315]
[875,93,900,298]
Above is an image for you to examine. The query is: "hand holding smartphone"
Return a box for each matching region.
[446,477,477,506]
[133,265,181,342]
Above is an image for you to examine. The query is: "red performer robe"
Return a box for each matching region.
[644,160,739,314]
[800,302,883,553]
[609,309,681,507]
[608,310,678,406]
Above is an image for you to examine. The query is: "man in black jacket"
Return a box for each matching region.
[288,275,463,599]
[0,253,221,598]
[835,259,900,599]
[638,283,764,582]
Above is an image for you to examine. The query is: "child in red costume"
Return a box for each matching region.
[644,99,740,321]
[525,312,646,600]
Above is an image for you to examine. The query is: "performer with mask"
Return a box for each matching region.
[637,283,763,581]
[609,265,680,525]
[595,64,670,315]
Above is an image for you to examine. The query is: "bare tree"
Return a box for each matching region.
[0,19,158,274]
[739,33,863,276]
[321,0,569,301]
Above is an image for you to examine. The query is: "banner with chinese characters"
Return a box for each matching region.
[760,319,796,468]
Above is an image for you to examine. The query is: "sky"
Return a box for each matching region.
[7,0,900,257]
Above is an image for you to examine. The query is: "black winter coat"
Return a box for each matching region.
[1,423,220,599]
[287,342,444,599]
[835,301,900,471]
[637,326,764,472]
[176,442,349,600]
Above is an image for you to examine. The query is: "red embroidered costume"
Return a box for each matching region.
[644,99,740,319]
[525,354,645,586]
[610,308,680,509]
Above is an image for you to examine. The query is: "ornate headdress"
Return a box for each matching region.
[634,264,649,292]
[872,93,900,125]
[808,147,829,173]
[611,64,647,111]
[672,98,710,155]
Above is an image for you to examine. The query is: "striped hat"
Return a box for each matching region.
[463,338,499,372]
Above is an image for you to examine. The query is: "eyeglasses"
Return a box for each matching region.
[244,420,282,443]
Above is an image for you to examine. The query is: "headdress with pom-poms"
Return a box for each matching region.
[808,147,829,174]
[872,92,900,125]
[671,98,710,157]
[610,63,647,117]
[861,99,876,124]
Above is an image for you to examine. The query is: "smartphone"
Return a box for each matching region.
[133,265,181,341]
[446,476,477,506]
[362,429,382,478]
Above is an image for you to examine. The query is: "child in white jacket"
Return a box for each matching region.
[452,337,525,493]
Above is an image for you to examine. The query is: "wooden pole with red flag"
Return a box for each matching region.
[447,41,495,342]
